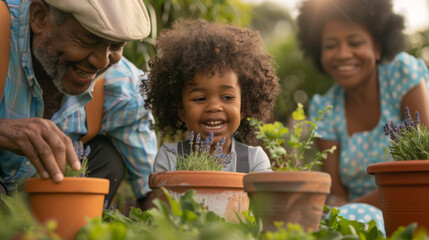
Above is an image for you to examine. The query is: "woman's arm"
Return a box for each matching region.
[351,189,380,208]
[402,79,429,127]
[316,138,348,206]
[318,139,382,208]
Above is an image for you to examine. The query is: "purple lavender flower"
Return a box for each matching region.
[199,133,213,153]
[415,112,420,126]
[403,119,410,131]
[175,131,232,170]
[165,146,178,155]
[399,125,405,134]
[206,132,214,147]
[405,106,411,120]
[389,130,397,142]
[383,107,424,144]
[218,152,232,168]
[73,141,91,160]
[389,120,397,133]
[213,137,227,157]
[189,131,195,149]
[383,123,390,136]
[195,133,201,153]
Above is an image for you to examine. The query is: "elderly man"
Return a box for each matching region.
[1,0,157,206]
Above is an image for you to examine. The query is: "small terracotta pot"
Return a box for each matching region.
[149,171,249,222]
[25,177,109,240]
[367,160,429,236]
[243,171,331,232]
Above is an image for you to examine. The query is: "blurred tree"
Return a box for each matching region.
[268,36,332,123]
[123,0,252,71]
[407,29,429,65]
[250,2,332,123]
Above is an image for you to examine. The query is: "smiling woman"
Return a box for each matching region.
[295,0,429,235]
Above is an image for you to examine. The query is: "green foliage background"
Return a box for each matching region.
[127,0,429,127]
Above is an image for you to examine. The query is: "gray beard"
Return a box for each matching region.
[32,41,69,94]
[32,33,113,96]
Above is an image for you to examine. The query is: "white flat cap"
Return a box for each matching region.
[44,0,151,42]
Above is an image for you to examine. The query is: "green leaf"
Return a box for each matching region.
[163,189,183,217]
[182,209,199,221]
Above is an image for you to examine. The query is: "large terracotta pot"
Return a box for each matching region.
[367,160,429,236]
[25,177,109,240]
[243,171,331,232]
[149,171,249,222]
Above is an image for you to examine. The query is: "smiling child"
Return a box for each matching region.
[143,19,280,172]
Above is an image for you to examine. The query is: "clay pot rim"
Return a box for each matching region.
[151,170,246,176]
[243,171,332,193]
[367,160,429,174]
[243,170,331,183]
[149,171,245,188]
[25,177,110,194]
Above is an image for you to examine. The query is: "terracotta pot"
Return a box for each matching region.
[25,177,109,240]
[367,160,429,236]
[243,171,331,232]
[149,171,249,222]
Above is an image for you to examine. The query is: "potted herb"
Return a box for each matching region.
[244,103,335,232]
[25,141,110,240]
[367,106,429,236]
[149,132,249,222]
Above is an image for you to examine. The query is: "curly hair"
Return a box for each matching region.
[297,0,405,73]
[143,19,279,144]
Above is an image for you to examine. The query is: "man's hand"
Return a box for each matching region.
[0,118,81,182]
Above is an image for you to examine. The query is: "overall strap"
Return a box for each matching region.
[235,141,249,173]
[79,77,105,144]
[0,1,11,102]
[177,140,191,156]
[177,139,250,173]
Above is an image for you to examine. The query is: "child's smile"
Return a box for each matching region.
[203,120,224,130]
[179,70,242,153]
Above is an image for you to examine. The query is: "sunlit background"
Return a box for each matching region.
[245,0,429,33]
[126,0,429,124]
[112,0,429,208]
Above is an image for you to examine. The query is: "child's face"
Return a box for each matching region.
[179,70,242,152]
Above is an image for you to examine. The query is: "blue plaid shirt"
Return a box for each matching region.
[2,0,157,198]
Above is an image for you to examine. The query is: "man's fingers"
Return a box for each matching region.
[41,122,81,177]
[64,135,81,170]
[42,126,68,173]
[30,136,63,182]
[0,118,80,181]
[24,147,49,179]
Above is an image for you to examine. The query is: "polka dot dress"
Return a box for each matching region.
[338,203,385,235]
[310,52,429,233]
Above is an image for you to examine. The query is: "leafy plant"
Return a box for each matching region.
[64,141,91,177]
[383,106,429,161]
[166,131,232,171]
[0,188,424,239]
[0,194,60,239]
[317,207,385,240]
[76,188,254,240]
[248,103,336,171]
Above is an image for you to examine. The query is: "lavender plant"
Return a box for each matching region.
[383,106,429,160]
[63,141,90,177]
[248,103,336,171]
[166,131,232,171]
